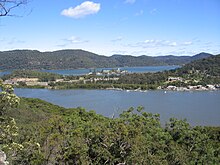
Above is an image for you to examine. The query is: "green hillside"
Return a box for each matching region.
[176,54,220,76]
[3,97,220,164]
[118,55,220,87]
[0,49,213,70]
[0,49,117,70]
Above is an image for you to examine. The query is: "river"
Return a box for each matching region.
[14,88,220,126]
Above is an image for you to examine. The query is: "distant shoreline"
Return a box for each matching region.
[12,84,220,92]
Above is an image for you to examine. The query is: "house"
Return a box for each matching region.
[168,77,183,82]
[26,82,48,86]
[166,85,177,90]
[3,79,18,85]
[206,85,216,90]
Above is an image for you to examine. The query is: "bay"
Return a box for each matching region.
[0,65,179,76]
[14,88,220,126]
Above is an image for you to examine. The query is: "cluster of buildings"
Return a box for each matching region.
[3,78,48,86]
[161,84,218,91]
[3,73,219,92]
[2,69,128,87]
[88,68,128,76]
[157,76,219,91]
[3,76,119,87]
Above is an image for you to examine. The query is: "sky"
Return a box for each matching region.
[0,0,220,56]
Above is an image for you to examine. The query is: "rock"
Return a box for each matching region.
[0,151,8,165]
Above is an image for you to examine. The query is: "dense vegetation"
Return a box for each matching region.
[175,54,220,76]
[0,49,212,70]
[118,54,220,87]
[2,70,63,82]
[2,96,220,164]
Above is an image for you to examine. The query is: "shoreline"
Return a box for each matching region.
[13,84,220,92]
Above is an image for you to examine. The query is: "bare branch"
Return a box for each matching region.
[0,0,27,17]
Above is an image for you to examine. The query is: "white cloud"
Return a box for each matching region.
[125,0,136,4]
[126,39,196,49]
[61,1,101,18]
[139,39,178,48]
[67,36,88,44]
[169,42,177,46]
[182,41,192,45]
[57,36,89,48]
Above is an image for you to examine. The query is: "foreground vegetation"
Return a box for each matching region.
[1,81,220,164]
[3,98,220,164]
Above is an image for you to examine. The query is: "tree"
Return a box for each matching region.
[0,80,20,115]
[0,0,27,17]
[0,81,43,165]
[0,80,20,164]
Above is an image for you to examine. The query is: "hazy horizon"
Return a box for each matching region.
[0,49,217,57]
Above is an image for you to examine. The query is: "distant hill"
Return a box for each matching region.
[117,54,220,87]
[190,52,214,60]
[153,52,213,65]
[0,49,116,70]
[0,49,213,70]
[110,55,160,66]
[176,54,220,76]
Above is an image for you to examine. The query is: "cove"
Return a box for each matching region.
[14,88,220,126]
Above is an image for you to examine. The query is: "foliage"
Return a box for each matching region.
[4,98,220,164]
[0,50,212,70]
[175,54,220,76]
[118,54,220,87]
[0,80,20,115]
[0,80,42,165]
[118,71,168,86]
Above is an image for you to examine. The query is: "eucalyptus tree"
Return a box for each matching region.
[0,81,42,164]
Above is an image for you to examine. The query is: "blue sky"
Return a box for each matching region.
[0,0,220,56]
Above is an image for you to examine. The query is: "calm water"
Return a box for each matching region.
[0,65,179,76]
[14,88,220,126]
[0,70,11,77]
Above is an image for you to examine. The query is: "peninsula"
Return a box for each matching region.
[2,54,220,91]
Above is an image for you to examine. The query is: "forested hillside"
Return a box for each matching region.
[175,54,220,76]
[0,50,116,70]
[118,54,220,87]
[2,70,63,82]
[0,49,212,70]
[3,97,220,164]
